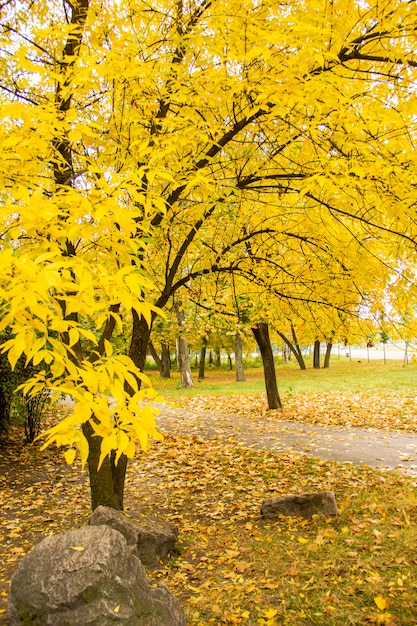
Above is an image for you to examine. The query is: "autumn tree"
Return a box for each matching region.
[1,0,417,506]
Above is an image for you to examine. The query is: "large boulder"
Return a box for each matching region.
[88,505,179,568]
[8,525,186,626]
[261,490,339,520]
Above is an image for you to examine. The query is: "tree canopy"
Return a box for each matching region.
[0,0,416,507]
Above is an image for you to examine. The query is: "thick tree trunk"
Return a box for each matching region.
[198,337,207,380]
[313,340,321,369]
[161,342,171,378]
[235,331,246,382]
[276,330,306,370]
[252,323,282,410]
[177,337,194,387]
[82,421,127,511]
[323,341,332,368]
[129,311,153,375]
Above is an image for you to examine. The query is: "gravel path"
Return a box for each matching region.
[155,405,417,475]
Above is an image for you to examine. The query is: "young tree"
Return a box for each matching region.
[0,0,164,510]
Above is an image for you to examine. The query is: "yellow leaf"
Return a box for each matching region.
[374,596,388,611]
[113,605,120,613]
[70,546,85,551]
[64,448,77,465]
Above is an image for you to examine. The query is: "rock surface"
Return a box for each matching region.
[8,525,185,626]
[261,490,339,520]
[88,505,178,568]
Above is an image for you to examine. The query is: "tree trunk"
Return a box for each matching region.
[276,330,306,370]
[177,337,194,387]
[161,342,171,378]
[227,352,233,370]
[174,302,194,388]
[215,347,221,367]
[82,421,127,511]
[198,337,207,380]
[252,323,282,409]
[323,341,332,368]
[313,340,321,369]
[148,339,163,375]
[282,339,291,363]
[129,310,153,375]
[235,331,246,382]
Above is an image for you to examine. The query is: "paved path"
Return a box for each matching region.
[155,406,417,475]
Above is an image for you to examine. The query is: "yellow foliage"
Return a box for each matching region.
[0,0,417,476]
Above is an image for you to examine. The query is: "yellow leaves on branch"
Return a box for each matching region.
[37,356,164,470]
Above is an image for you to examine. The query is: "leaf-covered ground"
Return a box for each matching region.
[1,391,417,624]
[174,391,417,433]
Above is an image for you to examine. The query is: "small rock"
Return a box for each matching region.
[88,505,178,567]
[261,490,338,520]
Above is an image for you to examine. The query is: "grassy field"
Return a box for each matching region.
[145,357,417,397]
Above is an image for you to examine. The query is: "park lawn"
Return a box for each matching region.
[147,359,417,433]
[132,436,417,625]
[1,361,417,624]
[145,358,417,396]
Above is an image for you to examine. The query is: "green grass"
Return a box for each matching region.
[145,357,417,398]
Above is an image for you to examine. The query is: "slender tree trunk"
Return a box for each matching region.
[208,350,213,365]
[174,302,194,388]
[177,337,194,387]
[82,421,127,511]
[276,330,306,370]
[161,342,171,378]
[282,339,291,362]
[313,340,321,369]
[215,347,221,367]
[323,341,332,368]
[252,323,282,410]
[148,339,163,375]
[198,337,207,380]
[227,352,233,370]
[235,331,246,382]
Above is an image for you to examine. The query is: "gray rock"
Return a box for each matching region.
[261,490,338,520]
[8,525,185,626]
[88,505,178,568]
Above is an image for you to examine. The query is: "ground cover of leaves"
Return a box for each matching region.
[1,391,417,625]
[173,390,417,433]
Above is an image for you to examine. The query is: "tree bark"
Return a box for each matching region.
[252,323,282,409]
[276,329,306,370]
[323,341,332,368]
[177,337,194,387]
[198,337,207,380]
[148,339,163,375]
[161,342,171,378]
[174,302,194,387]
[129,310,153,375]
[313,340,321,369]
[82,421,127,511]
[235,331,246,382]
[215,347,221,367]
